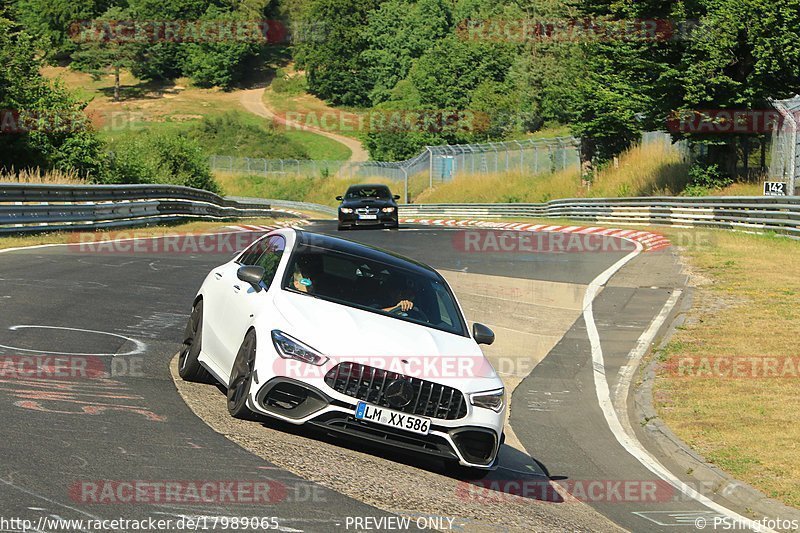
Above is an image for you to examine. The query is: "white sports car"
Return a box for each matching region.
[179,228,505,476]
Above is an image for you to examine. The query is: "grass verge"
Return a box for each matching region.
[652,228,800,509]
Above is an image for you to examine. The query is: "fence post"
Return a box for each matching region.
[427,147,434,189]
[402,167,409,204]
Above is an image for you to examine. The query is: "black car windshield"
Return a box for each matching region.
[283,245,467,336]
[345,186,391,200]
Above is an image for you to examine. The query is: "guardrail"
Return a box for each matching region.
[398,197,800,238]
[4,186,799,238]
[0,183,279,234]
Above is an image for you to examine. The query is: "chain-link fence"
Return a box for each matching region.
[208,157,348,177]
[209,137,580,186]
[641,130,695,162]
[769,96,800,194]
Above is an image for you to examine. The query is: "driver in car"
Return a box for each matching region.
[377,281,416,314]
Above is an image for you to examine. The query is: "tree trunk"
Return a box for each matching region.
[742,137,749,179]
[114,66,120,102]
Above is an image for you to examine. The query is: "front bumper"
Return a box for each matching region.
[250,376,502,468]
[338,211,398,228]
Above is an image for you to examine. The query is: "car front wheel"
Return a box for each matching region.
[178,301,213,383]
[227,330,259,420]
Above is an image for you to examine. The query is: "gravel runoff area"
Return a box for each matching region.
[171,356,620,532]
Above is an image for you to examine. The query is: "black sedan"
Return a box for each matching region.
[336,184,400,230]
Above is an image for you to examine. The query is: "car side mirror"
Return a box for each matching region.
[237,265,265,292]
[472,323,495,345]
[335,196,343,201]
[393,195,401,200]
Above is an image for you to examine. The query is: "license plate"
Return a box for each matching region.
[355,402,430,435]
[358,214,377,220]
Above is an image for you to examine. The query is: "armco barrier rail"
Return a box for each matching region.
[0,183,278,234]
[397,197,800,238]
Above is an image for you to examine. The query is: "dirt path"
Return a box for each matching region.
[240,88,370,162]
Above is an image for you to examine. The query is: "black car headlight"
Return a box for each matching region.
[340,208,354,214]
[381,207,395,213]
[271,330,328,366]
[470,388,505,412]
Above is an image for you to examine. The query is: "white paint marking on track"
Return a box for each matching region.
[614,289,683,404]
[583,240,776,533]
[0,325,146,357]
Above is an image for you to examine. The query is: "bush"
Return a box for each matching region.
[271,69,308,96]
[687,163,732,190]
[106,132,219,193]
[186,113,309,160]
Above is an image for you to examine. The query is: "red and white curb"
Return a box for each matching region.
[226,220,311,232]
[400,218,671,252]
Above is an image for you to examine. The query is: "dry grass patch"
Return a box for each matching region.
[0,168,85,185]
[653,228,800,508]
[42,66,248,134]
[412,141,690,204]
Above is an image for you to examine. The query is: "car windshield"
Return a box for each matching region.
[283,245,467,336]
[345,186,391,200]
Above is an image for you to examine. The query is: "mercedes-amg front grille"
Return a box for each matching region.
[324,362,467,420]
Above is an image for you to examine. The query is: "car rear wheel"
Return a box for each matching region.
[227,330,258,420]
[178,301,213,383]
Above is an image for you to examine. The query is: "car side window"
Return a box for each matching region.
[237,238,268,266]
[253,236,286,287]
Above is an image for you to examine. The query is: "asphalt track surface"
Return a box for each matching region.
[0,220,763,532]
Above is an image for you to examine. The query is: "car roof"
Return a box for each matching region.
[292,229,438,278]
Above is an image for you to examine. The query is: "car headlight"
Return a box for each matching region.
[271,330,328,366]
[340,208,354,214]
[381,207,395,213]
[470,388,504,412]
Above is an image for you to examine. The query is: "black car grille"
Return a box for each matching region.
[356,207,380,215]
[324,362,467,420]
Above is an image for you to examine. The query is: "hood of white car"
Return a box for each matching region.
[269,290,500,389]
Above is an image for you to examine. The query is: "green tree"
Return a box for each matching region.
[71,6,139,101]
[676,0,800,175]
[294,0,380,106]
[0,15,105,177]
[361,0,452,105]
[408,36,516,110]
[182,6,263,88]
[12,0,105,59]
